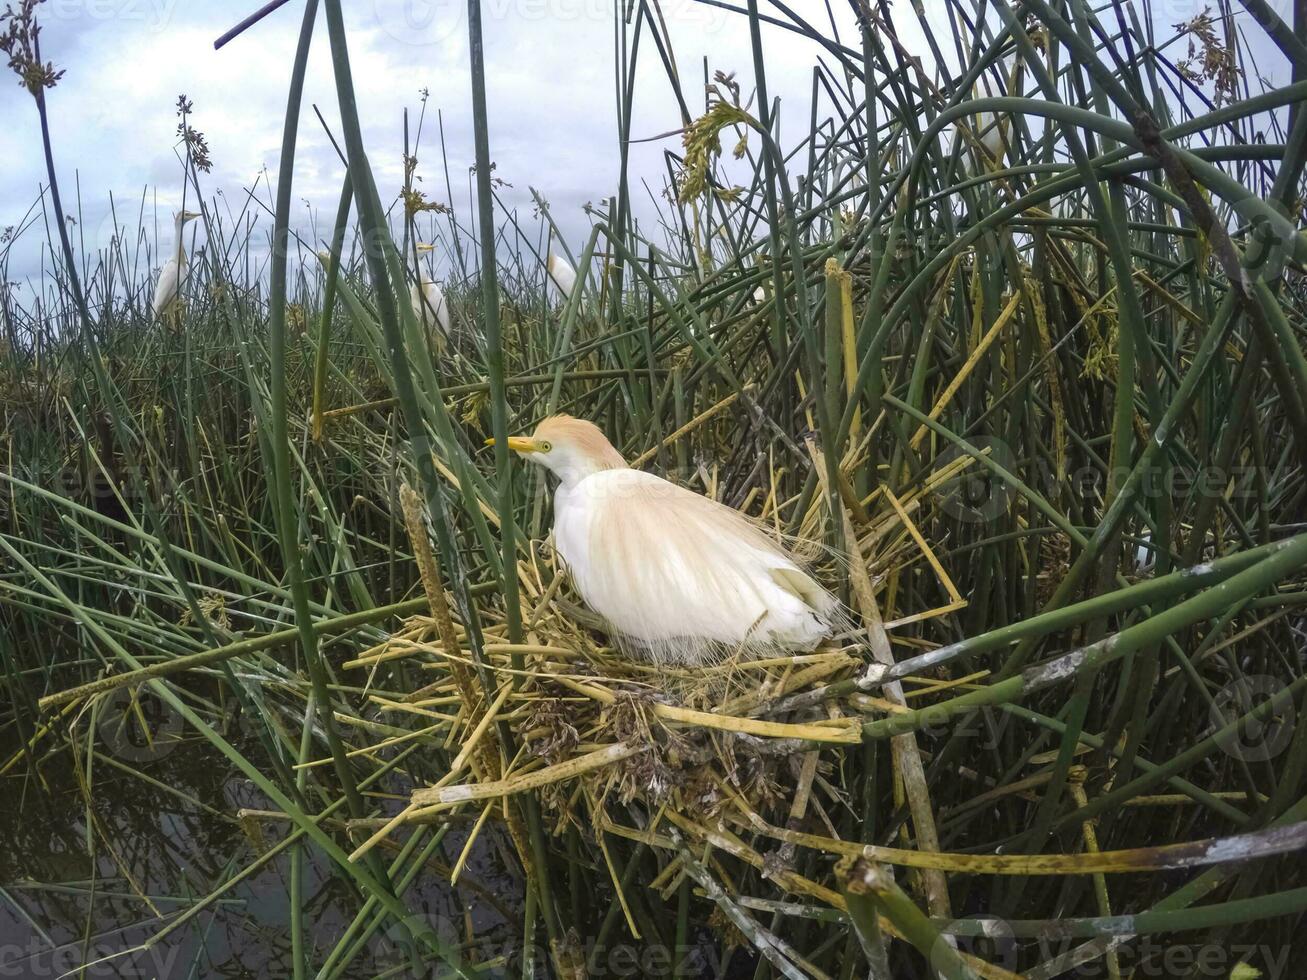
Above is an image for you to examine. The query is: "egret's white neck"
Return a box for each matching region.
[171,216,189,265]
[549,460,600,490]
[544,452,624,490]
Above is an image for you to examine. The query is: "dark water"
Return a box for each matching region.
[0,722,518,979]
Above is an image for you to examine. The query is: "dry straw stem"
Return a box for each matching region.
[909,288,1023,452]
[36,596,434,710]
[838,858,978,980]
[739,810,1307,875]
[554,675,862,743]
[629,382,756,468]
[1068,777,1122,979]
[411,742,645,809]
[8,0,1307,976]
[809,440,951,917]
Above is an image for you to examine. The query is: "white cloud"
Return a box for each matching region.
[2,1,879,287]
[6,1,1282,290]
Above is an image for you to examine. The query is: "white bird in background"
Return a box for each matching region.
[974,109,1007,165]
[152,210,200,327]
[546,247,577,301]
[497,416,841,664]
[410,243,450,335]
[973,58,1026,168]
[1134,530,1153,574]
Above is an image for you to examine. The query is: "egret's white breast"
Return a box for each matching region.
[549,468,837,662]
[152,258,182,316]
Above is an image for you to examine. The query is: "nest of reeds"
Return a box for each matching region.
[339,459,1004,976]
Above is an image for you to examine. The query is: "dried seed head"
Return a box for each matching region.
[1174,8,1240,105]
[401,187,451,218]
[0,0,64,96]
[175,95,213,173]
[678,71,757,207]
[524,696,580,765]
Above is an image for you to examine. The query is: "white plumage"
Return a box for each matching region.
[152,256,182,318]
[410,278,450,334]
[546,249,577,300]
[504,416,840,664]
[1134,530,1153,573]
[152,210,200,325]
[411,242,451,336]
[974,110,1006,163]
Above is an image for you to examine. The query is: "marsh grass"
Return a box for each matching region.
[3,0,1307,977]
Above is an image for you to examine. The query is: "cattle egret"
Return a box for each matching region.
[410,243,450,335]
[974,110,1006,164]
[973,58,1025,168]
[412,278,449,332]
[152,210,200,327]
[495,415,841,663]
[1134,531,1153,573]
[546,248,577,301]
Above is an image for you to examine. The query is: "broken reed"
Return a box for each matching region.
[2,0,1307,978]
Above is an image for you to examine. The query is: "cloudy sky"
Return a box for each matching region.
[0,1,1288,292]
[0,0,900,288]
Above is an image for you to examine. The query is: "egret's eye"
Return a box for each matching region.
[539,441,553,453]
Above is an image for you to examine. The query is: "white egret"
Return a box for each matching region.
[152,210,200,327]
[972,57,1027,168]
[410,243,450,335]
[1134,531,1153,574]
[545,248,577,301]
[973,109,1007,165]
[497,416,841,663]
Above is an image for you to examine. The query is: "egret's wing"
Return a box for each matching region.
[429,282,449,332]
[556,469,835,656]
[770,566,829,609]
[152,259,179,317]
[547,255,576,298]
[412,281,450,333]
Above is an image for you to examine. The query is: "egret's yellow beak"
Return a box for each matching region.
[485,436,542,454]
[416,242,435,253]
[181,210,201,221]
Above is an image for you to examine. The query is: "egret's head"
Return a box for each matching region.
[174,210,201,228]
[492,415,627,486]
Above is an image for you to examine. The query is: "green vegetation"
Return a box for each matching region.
[2,0,1306,977]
